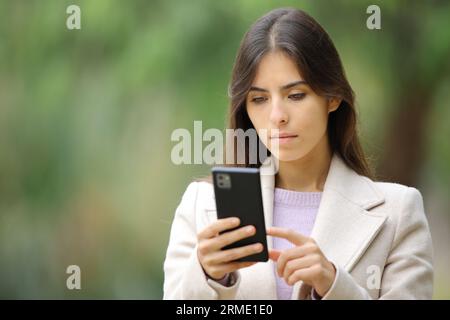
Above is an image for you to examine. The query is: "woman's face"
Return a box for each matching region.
[245,50,340,162]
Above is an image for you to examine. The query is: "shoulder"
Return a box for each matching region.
[373,181,424,211]
[174,181,216,229]
[181,180,213,197]
[178,181,214,208]
[372,181,428,233]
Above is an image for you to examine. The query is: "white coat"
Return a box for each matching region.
[163,153,434,299]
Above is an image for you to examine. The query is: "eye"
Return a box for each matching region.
[250,96,267,104]
[288,93,306,101]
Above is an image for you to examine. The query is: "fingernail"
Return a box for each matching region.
[232,218,240,224]
[246,226,255,233]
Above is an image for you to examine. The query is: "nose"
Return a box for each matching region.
[269,97,288,126]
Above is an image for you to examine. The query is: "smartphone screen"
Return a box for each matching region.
[211,166,269,262]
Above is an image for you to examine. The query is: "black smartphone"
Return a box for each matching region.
[211,166,269,262]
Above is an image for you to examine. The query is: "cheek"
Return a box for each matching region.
[246,107,258,127]
[247,107,268,132]
[246,107,271,145]
[297,102,329,136]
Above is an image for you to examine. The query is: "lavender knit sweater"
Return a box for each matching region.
[272,188,322,300]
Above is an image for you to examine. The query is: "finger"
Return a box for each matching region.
[277,243,316,277]
[269,249,281,261]
[266,227,309,246]
[209,225,256,251]
[209,242,264,264]
[283,255,318,283]
[287,266,318,286]
[198,217,240,239]
[215,261,258,275]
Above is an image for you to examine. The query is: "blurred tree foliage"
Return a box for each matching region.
[0,0,449,298]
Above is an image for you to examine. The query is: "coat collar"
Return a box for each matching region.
[259,152,385,212]
[259,153,387,299]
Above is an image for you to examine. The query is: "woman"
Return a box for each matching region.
[163,8,433,300]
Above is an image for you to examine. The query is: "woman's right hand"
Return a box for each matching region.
[197,217,264,281]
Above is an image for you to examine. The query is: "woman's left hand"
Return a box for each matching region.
[267,227,336,298]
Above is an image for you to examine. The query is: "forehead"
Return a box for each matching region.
[252,50,303,86]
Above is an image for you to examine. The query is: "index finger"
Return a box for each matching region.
[198,217,240,239]
[266,227,309,246]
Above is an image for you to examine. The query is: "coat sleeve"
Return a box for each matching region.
[321,187,434,300]
[163,182,241,299]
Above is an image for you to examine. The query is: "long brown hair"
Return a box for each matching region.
[199,7,374,182]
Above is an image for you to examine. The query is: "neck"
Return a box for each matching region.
[275,135,332,192]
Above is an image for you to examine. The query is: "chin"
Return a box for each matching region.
[270,148,307,162]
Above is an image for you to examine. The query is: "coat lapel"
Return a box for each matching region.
[256,156,278,299]
[293,154,386,299]
[308,152,386,270]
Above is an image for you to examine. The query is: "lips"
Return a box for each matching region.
[269,133,298,145]
[270,133,298,139]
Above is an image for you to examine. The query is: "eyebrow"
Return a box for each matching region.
[249,80,307,93]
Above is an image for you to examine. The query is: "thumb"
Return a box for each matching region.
[269,249,281,261]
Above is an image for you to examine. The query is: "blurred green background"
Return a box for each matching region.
[0,0,449,299]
